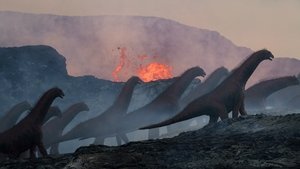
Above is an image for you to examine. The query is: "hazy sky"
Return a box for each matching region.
[0,0,299,58]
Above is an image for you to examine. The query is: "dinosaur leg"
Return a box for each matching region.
[116,135,122,145]
[49,143,59,155]
[94,136,105,145]
[210,105,228,122]
[209,114,219,124]
[37,142,48,157]
[29,147,37,159]
[119,133,129,144]
[239,99,247,116]
[148,128,160,139]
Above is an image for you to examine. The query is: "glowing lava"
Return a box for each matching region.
[138,62,173,82]
[112,47,173,82]
[112,47,127,82]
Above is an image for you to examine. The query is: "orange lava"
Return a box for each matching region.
[112,47,127,82]
[112,47,173,82]
[138,62,173,82]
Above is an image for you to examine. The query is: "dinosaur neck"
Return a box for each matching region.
[200,69,228,90]
[28,92,58,125]
[2,101,31,125]
[159,70,198,99]
[112,80,137,112]
[43,106,59,124]
[247,76,299,98]
[231,55,263,86]
[59,104,87,128]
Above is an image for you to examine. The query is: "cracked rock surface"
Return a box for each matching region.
[0,113,299,169]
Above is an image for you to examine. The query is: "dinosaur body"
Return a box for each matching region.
[58,76,142,145]
[0,101,31,132]
[169,67,229,135]
[141,49,274,129]
[0,88,64,158]
[245,76,299,110]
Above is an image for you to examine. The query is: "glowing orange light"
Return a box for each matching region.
[112,47,173,82]
[112,47,127,82]
[138,62,173,82]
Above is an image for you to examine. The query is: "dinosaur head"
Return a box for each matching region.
[255,49,274,61]
[189,66,206,78]
[73,102,90,112]
[50,87,65,99]
[129,76,144,84]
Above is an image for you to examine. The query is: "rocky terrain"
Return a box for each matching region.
[0,113,299,169]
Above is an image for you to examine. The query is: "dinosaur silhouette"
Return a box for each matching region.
[0,87,64,158]
[141,49,274,129]
[0,101,32,132]
[181,67,229,106]
[167,67,229,135]
[245,76,299,110]
[42,102,89,154]
[97,66,205,141]
[57,76,142,145]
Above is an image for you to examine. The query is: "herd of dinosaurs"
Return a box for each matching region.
[0,49,299,159]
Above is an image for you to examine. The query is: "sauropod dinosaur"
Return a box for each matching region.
[57,76,141,146]
[0,87,64,158]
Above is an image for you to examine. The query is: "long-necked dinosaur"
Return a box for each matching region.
[0,87,64,158]
[166,67,229,135]
[140,49,274,129]
[0,101,32,132]
[57,76,142,146]
[42,102,89,154]
[245,76,299,110]
[103,66,205,140]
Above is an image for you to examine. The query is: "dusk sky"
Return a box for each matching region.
[0,0,299,58]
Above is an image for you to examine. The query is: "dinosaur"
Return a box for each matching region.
[42,102,89,154]
[103,66,205,141]
[167,67,229,135]
[140,49,274,130]
[0,87,64,158]
[0,101,32,133]
[57,76,142,146]
[245,76,299,111]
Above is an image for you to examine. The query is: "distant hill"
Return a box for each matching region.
[0,11,299,86]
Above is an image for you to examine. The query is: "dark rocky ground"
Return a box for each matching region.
[0,113,299,169]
